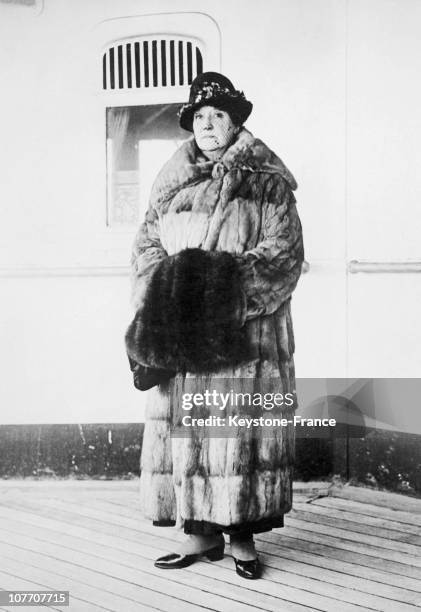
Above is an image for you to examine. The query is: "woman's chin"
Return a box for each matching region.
[197,138,219,150]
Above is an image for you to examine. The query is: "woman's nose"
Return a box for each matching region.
[203,116,213,129]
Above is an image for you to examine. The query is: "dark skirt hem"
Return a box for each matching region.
[183,515,284,535]
[152,519,176,527]
[152,516,284,534]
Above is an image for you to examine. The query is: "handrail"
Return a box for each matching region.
[0,266,129,278]
[0,260,312,278]
[349,260,421,274]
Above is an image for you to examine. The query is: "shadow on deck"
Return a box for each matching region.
[0,480,420,611]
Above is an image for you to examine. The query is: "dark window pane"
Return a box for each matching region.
[161,40,167,86]
[134,42,140,87]
[117,45,123,89]
[170,40,175,86]
[187,42,192,84]
[196,48,203,76]
[143,41,149,87]
[103,54,107,89]
[152,40,158,87]
[126,44,132,88]
[109,48,115,89]
[178,41,184,85]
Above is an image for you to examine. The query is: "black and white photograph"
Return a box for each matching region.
[0,1,421,610]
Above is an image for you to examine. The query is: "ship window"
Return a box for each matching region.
[103,31,207,226]
[106,104,187,226]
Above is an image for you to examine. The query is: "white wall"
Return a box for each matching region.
[0,0,420,425]
[347,0,421,377]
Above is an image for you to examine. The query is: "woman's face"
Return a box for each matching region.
[193,106,238,156]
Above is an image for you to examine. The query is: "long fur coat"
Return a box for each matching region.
[130,127,304,528]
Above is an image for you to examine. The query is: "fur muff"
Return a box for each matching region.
[126,248,252,374]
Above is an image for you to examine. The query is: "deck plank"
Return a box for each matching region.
[0,533,272,612]
[0,483,420,612]
[19,494,421,573]
[0,520,314,612]
[311,497,421,528]
[0,553,184,612]
[0,570,101,612]
[63,492,421,540]
[0,499,421,579]
[285,515,421,557]
[0,521,409,612]
[0,576,61,612]
[0,521,307,612]
[75,495,421,550]
[1,495,421,586]
[292,502,421,541]
[2,504,418,601]
[259,531,421,580]
[0,510,317,612]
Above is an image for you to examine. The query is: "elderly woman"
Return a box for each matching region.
[127,72,304,579]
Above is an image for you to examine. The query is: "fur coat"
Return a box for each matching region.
[130,127,304,528]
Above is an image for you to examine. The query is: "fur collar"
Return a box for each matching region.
[151,128,297,206]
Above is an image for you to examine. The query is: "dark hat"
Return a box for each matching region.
[178,71,253,132]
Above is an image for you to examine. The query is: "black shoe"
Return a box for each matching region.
[233,556,262,579]
[154,543,225,569]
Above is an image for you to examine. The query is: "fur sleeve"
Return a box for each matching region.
[235,175,304,320]
[130,204,168,311]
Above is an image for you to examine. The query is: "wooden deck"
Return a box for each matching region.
[0,481,420,612]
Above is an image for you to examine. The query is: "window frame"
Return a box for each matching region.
[92,12,220,237]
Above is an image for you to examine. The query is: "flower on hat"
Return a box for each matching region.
[178,82,247,119]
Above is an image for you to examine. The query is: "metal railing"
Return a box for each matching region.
[348,260,421,274]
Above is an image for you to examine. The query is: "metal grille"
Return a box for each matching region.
[103,38,203,90]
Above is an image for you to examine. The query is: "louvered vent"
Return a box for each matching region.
[103,38,204,90]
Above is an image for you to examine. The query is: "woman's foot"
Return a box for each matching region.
[230,536,257,561]
[175,534,224,556]
[230,535,262,579]
[154,534,225,569]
